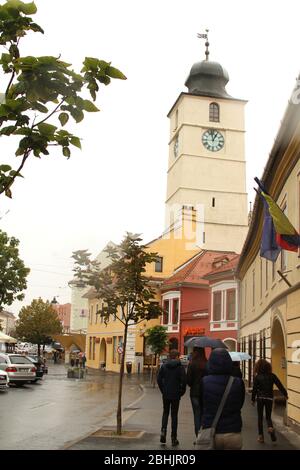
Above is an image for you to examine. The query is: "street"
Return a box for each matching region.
[0,364,143,450]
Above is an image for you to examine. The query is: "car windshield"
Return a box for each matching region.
[9,356,32,364]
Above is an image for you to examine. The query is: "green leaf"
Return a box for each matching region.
[71,108,84,123]
[13,128,31,135]
[0,125,17,136]
[33,102,48,113]
[62,146,70,158]
[5,188,12,198]
[9,170,23,178]
[82,100,100,112]
[37,123,57,135]
[0,164,12,172]
[106,66,127,80]
[58,112,69,127]
[70,136,81,149]
[18,1,37,15]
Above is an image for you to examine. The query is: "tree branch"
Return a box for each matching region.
[0,149,31,195]
[33,98,65,128]
[5,69,16,98]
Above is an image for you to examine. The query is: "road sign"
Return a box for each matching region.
[117,346,123,354]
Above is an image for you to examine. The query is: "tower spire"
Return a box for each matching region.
[197,29,210,61]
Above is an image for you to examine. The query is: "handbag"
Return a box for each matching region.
[195,376,235,450]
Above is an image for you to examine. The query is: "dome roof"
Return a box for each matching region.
[185,60,231,99]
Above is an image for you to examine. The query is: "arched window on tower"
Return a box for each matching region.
[209,102,220,122]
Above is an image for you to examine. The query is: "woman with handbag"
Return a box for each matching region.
[186,347,207,437]
[197,348,245,450]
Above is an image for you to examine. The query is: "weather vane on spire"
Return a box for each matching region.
[197,29,210,61]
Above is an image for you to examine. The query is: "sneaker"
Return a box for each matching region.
[268,427,277,442]
[171,437,179,447]
[257,435,264,443]
[160,430,166,444]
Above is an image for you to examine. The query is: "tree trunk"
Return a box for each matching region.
[38,343,41,356]
[116,323,128,435]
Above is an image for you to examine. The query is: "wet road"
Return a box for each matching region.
[0,364,143,450]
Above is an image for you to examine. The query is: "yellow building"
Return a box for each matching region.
[84,216,200,373]
[237,78,300,434]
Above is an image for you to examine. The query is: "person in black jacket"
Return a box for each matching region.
[157,349,186,446]
[251,359,288,443]
[186,347,207,437]
[201,348,245,450]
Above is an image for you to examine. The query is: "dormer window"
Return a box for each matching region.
[209,102,220,122]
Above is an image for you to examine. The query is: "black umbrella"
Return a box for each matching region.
[184,336,227,349]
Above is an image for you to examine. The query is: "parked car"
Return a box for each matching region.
[0,370,9,390]
[27,356,47,381]
[0,353,36,386]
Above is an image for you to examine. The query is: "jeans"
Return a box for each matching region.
[214,432,243,450]
[161,398,180,437]
[257,398,273,435]
[190,396,202,436]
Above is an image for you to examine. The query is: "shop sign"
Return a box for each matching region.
[183,327,205,336]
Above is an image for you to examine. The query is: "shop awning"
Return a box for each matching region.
[0,332,17,344]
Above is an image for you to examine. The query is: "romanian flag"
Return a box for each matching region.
[261,191,300,252]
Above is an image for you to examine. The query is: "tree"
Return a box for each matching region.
[145,324,168,385]
[72,233,162,435]
[15,297,62,355]
[0,0,126,198]
[0,228,29,311]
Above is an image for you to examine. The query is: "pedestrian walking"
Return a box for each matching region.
[186,347,207,437]
[231,361,243,378]
[157,349,186,447]
[53,351,57,364]
[200,348,245,450]
[82,352,87,369]
[70,356,75,367]
[251,359,288,444]
[75,355,79,367]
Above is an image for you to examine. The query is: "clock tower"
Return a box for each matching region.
[165,46,248,254]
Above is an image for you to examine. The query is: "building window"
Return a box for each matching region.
[226,289,236,320]
[95,304,98,324]
[203,232,205,244]
[265,260,269,290]
[260,259,262,299]
[174,109,178,130]
[213,291,222,321]
[272,260,276,282]
[155,256,163,273]
[89,336,92,359]
[90,305,94,324]
[281,203,288,271]
[92,337,96,360]
[113,336,117,364]
[172,299,179,324]
[212,197,215,207]
[118,336,123,364]
[209,102,220,122]
[252,270,255,307]
[163,300,169,325]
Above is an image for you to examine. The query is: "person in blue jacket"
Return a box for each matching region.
[201,348,245,450]
[157,349,186,447]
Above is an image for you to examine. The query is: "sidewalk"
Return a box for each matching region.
[68,383,299,451]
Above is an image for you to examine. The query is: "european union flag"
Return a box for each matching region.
[260,198,281,262]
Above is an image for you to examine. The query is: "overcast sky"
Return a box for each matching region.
[0,0,299,315]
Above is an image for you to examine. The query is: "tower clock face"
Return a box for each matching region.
[202,129,224,152]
